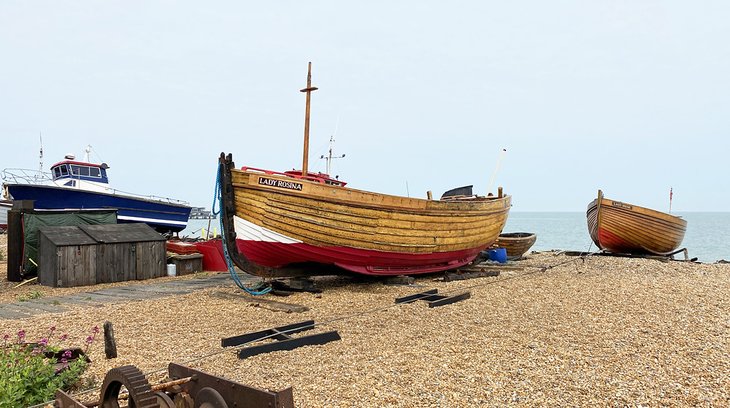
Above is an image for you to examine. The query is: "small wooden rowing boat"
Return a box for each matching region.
[217,63,512,277]
[586,190,687,256]
[493,232,537,260]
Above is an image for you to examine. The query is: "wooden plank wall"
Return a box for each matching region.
[96,243,136,283]
[135,241,166,279]
[60,246,97,287]
[37,233,57,287]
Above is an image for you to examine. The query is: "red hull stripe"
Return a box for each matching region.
[597,228,636,254]
[236,239,482,276]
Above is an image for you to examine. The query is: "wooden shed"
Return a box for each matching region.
[82,223,167,283]
[38,226,99,287]
[38,223,167,288]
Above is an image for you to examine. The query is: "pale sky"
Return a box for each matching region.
[1,1,728,211]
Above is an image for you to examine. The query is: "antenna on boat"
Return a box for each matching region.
[84,145,92,162]
[300,62,318,177]
[669,187,673,213]
[320,135,346,175]
[38,132,44,174]
[487,148,507,195]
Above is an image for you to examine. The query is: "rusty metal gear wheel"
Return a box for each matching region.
[194,387,229,408]
[99,365,160,408]
[154,391,176,408]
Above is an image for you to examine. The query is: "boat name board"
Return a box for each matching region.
[611,201,633,210]
[258,177,303,191]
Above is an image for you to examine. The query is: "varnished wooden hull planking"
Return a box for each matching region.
[219,154,511,276]
[586,191,687,256]
[494,232,537,260]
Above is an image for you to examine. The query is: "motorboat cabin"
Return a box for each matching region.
[50,155,110,192]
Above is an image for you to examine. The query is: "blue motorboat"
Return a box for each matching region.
[2,150,191,233]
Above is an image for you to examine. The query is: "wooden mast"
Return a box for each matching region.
[300,62,318,177]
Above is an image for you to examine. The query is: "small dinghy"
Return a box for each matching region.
[493,232,537,260]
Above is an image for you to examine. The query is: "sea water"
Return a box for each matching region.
[180,218,221,240]
[180,213,730,264]
[504,212,730,263]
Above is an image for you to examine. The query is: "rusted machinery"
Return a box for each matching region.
[54,363,294,408]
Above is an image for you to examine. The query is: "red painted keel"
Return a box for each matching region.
[236,239,483,276]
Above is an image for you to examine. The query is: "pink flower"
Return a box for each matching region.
[59,334,69,341]
[49,326,56,332]
[85,335,94,345]
[2,333,9,341]
[93,326,100,334]
[62,350,73,359]
[39,338,49,346]
[17,329,26,342]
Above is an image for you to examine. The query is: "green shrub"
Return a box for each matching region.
[0,326,97,407]
[17,291,43,302]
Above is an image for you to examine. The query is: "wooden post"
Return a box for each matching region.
[299,62,318,177]
[7,201,36,282]
[426,191,433,200]
[104,321,117,359]
[498,187,503,198]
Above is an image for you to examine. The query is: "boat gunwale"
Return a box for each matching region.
[588,195,687,228]
[5,183,192,210]
[232,168,512,214]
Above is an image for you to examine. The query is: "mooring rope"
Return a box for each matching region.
[212,163,271,296]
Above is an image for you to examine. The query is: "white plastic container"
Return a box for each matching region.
[166,264,177,277]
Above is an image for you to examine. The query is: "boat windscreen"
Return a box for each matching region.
[52,165,70,180]
[70,165,91,176]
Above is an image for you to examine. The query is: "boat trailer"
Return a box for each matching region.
[54,363,294,408]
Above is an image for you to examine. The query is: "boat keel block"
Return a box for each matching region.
[221,320,341,359]
[395,289,471,308]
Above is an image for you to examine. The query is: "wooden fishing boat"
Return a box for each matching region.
[217,63,512,277]
[586,190,687,256]
[493,232,537,260]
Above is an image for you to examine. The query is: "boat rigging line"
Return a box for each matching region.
[487,148,507,196]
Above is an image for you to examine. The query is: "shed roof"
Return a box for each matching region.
[80,223,166,243]
[38,226,97,246]
[38,223,165,246]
